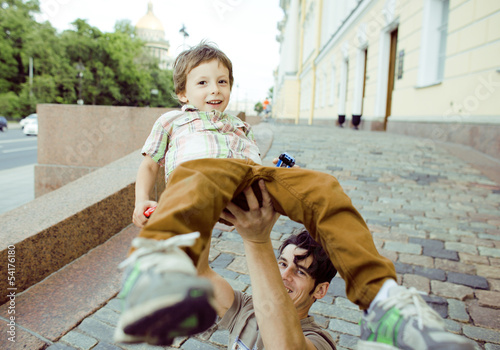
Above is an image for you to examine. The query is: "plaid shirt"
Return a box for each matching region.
[142,105,262,183]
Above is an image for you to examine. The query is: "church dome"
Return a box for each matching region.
[136,1,164,32]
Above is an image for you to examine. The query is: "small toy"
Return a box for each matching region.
[144,206,157,218]
[276,152,295,168]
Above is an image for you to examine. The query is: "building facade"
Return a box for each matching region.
[274,0,500,159]
[136,1,173,70]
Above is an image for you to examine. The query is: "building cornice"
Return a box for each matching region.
[315,0,377,65]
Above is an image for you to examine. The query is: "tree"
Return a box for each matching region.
[267,86,274,99]
[0,4,179,118]
[254,101,263,115]
[0,0,42,117]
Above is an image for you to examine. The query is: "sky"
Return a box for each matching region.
[35,0,284,107]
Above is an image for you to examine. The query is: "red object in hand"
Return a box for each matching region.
[144,206,157,218]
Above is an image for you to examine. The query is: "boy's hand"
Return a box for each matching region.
[220,180,280,244]
[272,157,300,168]
[133,200,158,228]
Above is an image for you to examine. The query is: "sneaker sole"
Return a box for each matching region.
[358,340,398,350]
[121,286,216,345]
[358,339,476,350]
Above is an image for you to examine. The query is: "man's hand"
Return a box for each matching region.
[133,200,158,228]
[220,180,280,244]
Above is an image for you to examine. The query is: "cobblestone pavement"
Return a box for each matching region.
[48,122,500,350]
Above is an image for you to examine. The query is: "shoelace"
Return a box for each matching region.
[118,232,200,271]
[379,287,444,330]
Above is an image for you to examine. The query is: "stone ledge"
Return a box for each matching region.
[0,151,143,305]
[0,225,139,349]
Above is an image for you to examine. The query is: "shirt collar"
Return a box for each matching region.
[181,104,226,121]
[181,104,198,112]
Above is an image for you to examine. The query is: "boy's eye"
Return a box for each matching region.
[198,81,207,85]
[219,80,228,84]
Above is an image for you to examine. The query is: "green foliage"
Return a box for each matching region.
[254,102,264,115]
[0,2,178,118]
[267,86,273,99]
[0,91,20,119]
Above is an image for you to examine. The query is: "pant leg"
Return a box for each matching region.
[253,165,397,310]
[138,158,258,264]
[139,157,396,309]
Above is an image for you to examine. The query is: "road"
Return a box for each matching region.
[0,128,38,170]
[0,126,37,215]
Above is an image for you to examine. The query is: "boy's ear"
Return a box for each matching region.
[177,92,188,104]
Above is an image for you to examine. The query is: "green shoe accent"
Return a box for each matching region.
[189,288,204,298]
[118,263,141,300]
[364,306,402,345]
[180,315,198,329]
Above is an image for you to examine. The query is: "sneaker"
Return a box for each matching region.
[358,285,475,350]
[114,232,217,346]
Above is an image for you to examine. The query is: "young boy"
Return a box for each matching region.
[132,42,260,228]
[115,42,473,350]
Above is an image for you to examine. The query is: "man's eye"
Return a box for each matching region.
[278,262,286,267]
[297,270,306,276]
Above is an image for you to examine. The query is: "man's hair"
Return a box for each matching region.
[279,229,337,294]
[173,41,234,97]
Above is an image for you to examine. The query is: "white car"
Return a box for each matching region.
[23,115,38,136]
[20,113,37,129]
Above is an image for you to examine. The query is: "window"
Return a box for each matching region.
[437,0,449,81]
[417,0,450,86]
[329,65,336,106]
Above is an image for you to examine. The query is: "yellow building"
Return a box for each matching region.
[136,1,173,70]
[274,0,500,159]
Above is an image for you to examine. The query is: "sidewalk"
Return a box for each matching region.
[2,121,500,350]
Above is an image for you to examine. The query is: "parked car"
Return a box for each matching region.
[0,116,7,132]
[23,115,38,136]
[20,113,37,129]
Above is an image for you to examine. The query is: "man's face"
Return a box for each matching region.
[278,244,320,313]
[177,59,231,113]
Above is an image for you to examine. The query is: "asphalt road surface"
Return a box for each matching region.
[0,128,38,171]
[0,126,37,214]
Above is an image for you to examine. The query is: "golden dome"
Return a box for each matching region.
[136,1,164,32]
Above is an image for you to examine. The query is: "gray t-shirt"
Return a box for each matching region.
[218,291,336,350]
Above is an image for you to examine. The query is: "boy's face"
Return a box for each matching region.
[177,59,231,113]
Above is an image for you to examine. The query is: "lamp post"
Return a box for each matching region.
[76,62,85,105]
[179,24,189,50]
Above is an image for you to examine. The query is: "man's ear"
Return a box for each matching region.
[312,282,329,300]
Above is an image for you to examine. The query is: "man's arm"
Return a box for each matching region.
[132,155,160,227]
[221,180,319,350]
[196,237,235,318]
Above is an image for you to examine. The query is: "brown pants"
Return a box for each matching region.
[139,158,396,309]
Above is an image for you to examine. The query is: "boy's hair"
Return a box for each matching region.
[173,41,234,97]
[279,229,337,295]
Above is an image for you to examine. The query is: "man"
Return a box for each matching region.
[197,180,337,349]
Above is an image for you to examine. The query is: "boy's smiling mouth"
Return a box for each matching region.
[207,100,223,106]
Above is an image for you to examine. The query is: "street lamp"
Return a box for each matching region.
[76,62,85,105]
[179,24,189,50]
